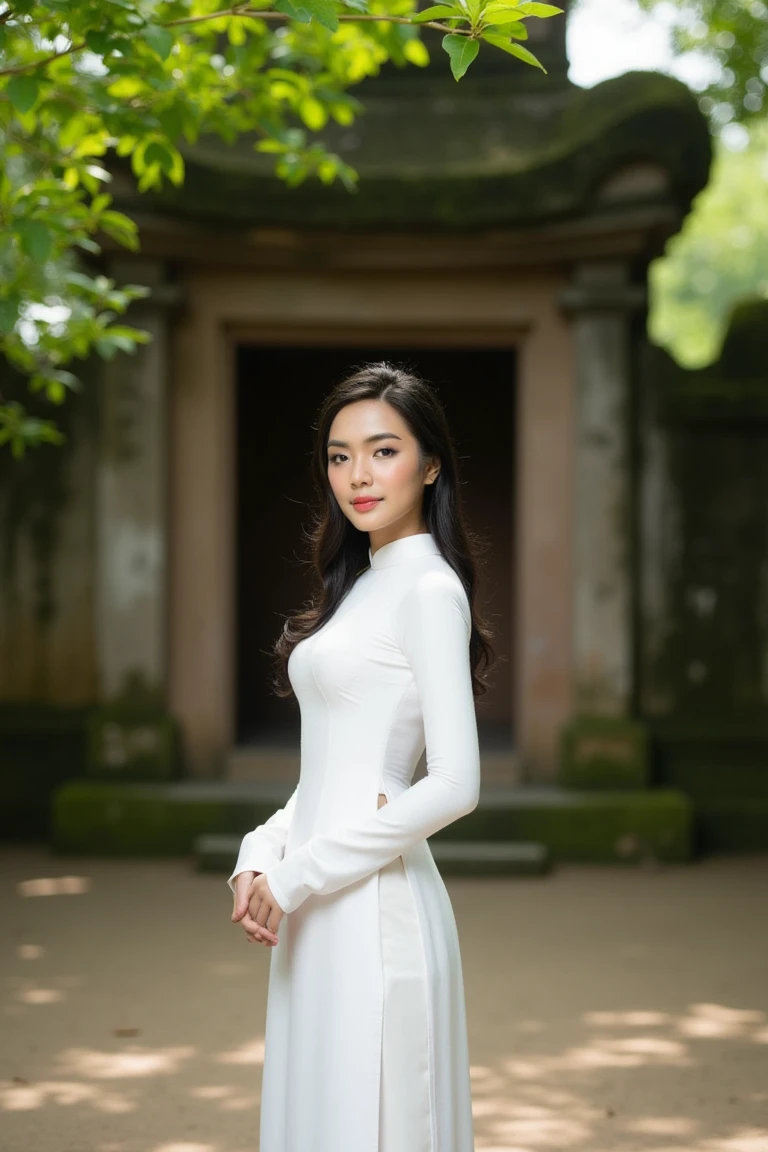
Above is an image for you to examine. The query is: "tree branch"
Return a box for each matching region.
[165,6,465,33]
[0,6,470,79]
[0,40,85,77]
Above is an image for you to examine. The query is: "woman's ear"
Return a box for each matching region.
[425,457,441,485]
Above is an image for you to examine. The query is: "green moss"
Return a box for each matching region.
[52,781,292,855]
[113,71,710,230]
[52,781,693,862]
[559,715,650,790]
[87,705,179,781]
[443,788,691,863]
[639,310,768,721]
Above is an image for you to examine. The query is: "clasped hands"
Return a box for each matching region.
[231,872,284,947]
[230,793,389,948]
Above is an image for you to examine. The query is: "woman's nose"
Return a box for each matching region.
[351,461,372,485]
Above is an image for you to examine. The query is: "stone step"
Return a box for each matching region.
[197,833,551,878]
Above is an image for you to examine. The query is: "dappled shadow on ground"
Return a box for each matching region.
[468,1002,768,1151]
[1,849,767,1152]
[454,857,768,1151]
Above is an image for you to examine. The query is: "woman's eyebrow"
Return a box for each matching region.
[327,432,403,449]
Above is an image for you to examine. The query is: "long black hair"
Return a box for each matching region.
[272,362,496,698]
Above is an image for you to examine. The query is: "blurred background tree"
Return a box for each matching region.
[0,0,561,456]
[636,0,767,128]
[649,119,768,369]
[629,0,768,366]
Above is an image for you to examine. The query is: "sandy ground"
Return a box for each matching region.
[1,846,767,1152]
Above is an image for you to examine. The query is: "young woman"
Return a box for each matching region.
[228,362,494,1152]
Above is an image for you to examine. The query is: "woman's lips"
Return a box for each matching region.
[352,498,382,512]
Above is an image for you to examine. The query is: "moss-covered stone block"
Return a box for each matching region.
[87,706,179,781]
[52,781,290,855]
[437,787,691,862]
[558,715,650,790]
[52,781,692,863]
[0,704,90,840]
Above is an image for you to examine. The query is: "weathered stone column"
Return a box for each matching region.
[93,259,180,777]
[558,262,649,788]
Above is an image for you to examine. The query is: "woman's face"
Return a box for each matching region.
[326,398,440,544]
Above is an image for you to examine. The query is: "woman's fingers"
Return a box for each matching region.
[231,876,254,922]
[251,880,284,935]
[243,906,278,944]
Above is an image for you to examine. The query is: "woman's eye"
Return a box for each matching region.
[328,448,397,465]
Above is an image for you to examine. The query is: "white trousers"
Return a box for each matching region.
[378,854,432,1152]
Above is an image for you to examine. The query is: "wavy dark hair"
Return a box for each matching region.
[272,362,496,699]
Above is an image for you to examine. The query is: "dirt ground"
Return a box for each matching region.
[1,846,767,1152]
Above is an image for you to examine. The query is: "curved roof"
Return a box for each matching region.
[113,70,711,234]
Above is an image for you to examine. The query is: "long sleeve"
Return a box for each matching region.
[226,784,299,894]
[265,570,480,915]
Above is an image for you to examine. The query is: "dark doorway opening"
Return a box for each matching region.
[236,345,516,756]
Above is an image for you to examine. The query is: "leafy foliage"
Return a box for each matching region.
[0,0,562,454]
[636,0,768,127]
[649,122,768,369]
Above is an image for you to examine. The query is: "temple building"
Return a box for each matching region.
[3,3,766,863]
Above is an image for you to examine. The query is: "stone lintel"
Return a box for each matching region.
[559,261,647,314]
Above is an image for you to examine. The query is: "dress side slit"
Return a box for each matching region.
[378,848,432,1152]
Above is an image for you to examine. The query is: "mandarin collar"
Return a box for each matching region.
[368,532,440,570]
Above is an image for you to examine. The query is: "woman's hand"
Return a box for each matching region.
[231,800,387,945]
[231,871,284,947]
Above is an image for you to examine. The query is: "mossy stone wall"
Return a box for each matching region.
[638,298,768,813]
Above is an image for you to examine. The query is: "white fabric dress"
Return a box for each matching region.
[227,531,480,1152]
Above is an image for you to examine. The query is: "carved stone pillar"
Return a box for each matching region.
[93,259,181,777]
[558,262,649,788]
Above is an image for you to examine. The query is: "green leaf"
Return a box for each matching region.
[411,4,463,22]
[296,0,340,31]
[482,14,527,35]
[16,219,52,263]
[142,25,174,60]
[274,0,314,23]
[329,101,356,126]
[108,76,145,100]
[144,141,173,170]
[512,1,562,14]
[158,106,184,141]
[85,30,117,55]
[95,332,143,357]
[256,139,288,153]
[404,38,430,65]
[7,75,39,114]
[298,96,329,131]
[482,31,546,69]
[441,33,479,79]
[0,298,20,334]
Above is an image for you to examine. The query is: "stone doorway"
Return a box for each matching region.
[233,343,517,783]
